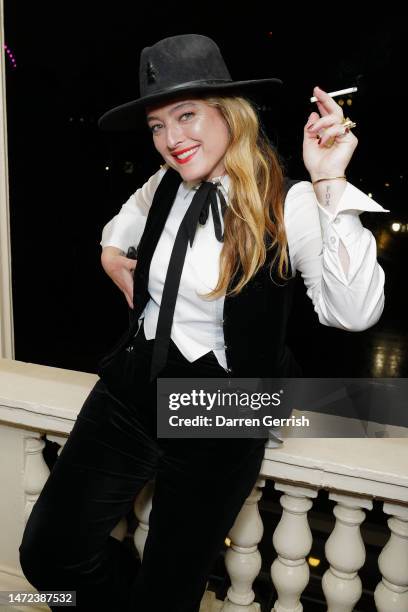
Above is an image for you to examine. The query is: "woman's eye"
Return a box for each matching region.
[149,112,193,133]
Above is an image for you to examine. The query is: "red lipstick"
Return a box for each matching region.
[171,146,200,164]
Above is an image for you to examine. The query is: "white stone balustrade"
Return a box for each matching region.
[374,502,408,612]
[221,477,265,611]
[1,357,408,612]
[322,493,372,612]
[133,479,155,560]
[22,436,49,524]
[270,483,317,612]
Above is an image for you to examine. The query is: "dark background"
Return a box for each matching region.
[4,5,408,376]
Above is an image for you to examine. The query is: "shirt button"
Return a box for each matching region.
[224,344,228,349]
[330,236,337,245]
[334,217,341,225]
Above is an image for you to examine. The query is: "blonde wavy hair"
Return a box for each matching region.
[196,95,291,298]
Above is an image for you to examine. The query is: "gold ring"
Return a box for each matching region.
[317,117,356,148]
[342,117,356,130]
[324,137,336,148]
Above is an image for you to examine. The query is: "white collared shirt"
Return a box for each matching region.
[100,166,389,370]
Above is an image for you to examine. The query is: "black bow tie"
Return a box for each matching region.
[150,180,227,381]
[186,180,227,244]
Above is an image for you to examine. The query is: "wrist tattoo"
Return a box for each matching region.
[324,185,331,206]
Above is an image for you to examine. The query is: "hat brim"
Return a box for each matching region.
[98,78,283,132]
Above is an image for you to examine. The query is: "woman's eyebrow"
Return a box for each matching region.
[146,101,198,122]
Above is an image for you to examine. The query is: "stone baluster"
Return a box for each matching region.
[110,516,129,542]
[22,434,50,523]
[374,502,408,612]
[133,479,155,561]
[221,477,266,611]
[322,492,372,612]
[270,483,318,612]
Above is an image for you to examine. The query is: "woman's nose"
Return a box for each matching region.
[166,121,184,149]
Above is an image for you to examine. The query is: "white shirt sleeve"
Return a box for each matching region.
[100,166,167,252]
[284,180,390,332]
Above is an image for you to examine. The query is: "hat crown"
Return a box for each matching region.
[139,34,232,100]
[98,33,283,131]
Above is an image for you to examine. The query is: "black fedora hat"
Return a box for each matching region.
[98,34,283,132]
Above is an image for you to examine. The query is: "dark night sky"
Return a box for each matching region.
[5,6,407,199]
[3,4,408,375]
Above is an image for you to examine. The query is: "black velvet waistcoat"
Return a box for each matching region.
[103,167,302,377]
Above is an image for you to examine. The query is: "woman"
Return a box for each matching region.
[19,34,388,612]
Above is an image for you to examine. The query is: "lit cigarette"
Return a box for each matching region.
[310,87,358,103]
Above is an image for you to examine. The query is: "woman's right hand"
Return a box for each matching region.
[101,246,136,309]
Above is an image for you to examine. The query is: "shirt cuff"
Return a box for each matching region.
[316,182,390,252]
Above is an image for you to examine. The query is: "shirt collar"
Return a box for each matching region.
[180,173,230,200]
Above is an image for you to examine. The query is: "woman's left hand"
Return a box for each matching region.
[303,86,358,181]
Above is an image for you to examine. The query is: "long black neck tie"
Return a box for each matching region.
[150,180,227,382]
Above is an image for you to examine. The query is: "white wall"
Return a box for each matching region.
[0,0,15,359]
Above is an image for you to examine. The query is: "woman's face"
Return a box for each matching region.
[146,98,230,182]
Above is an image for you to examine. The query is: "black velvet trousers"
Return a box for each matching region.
[19,324,267,611]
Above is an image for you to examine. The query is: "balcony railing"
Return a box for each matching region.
[1,357,407,612]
